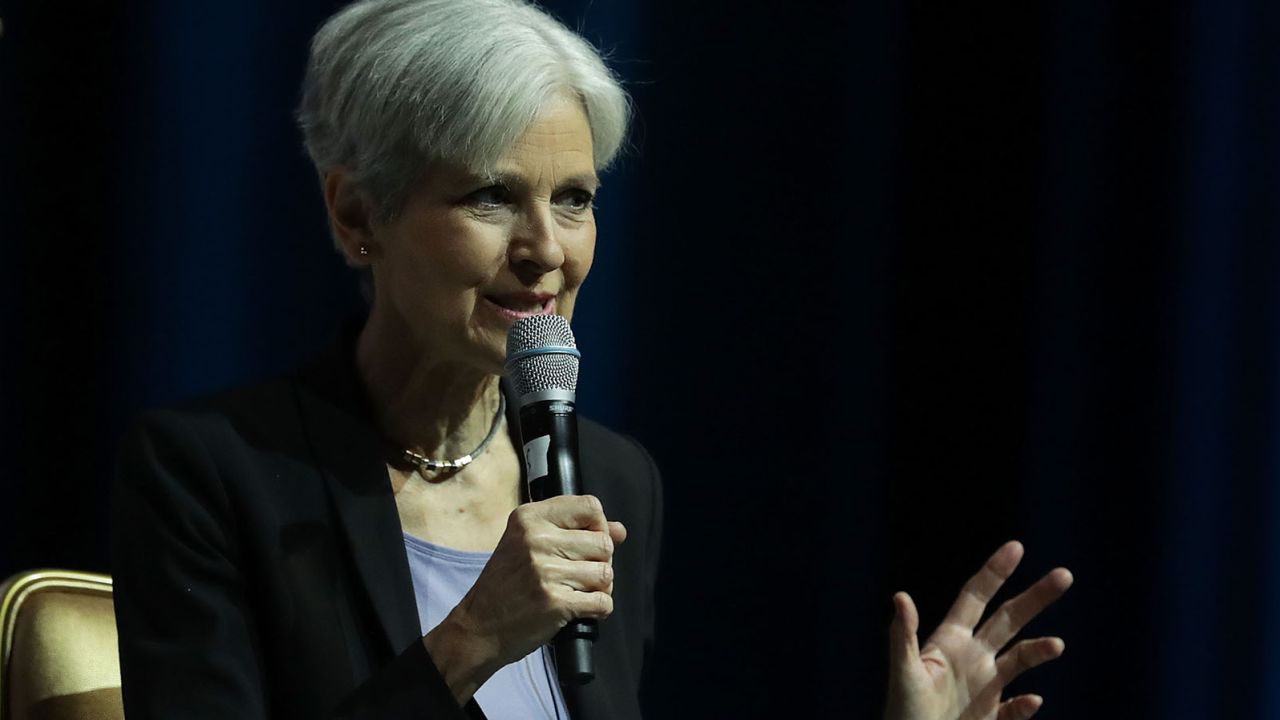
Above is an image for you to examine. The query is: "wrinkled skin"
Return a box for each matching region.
[884,542,1073,720]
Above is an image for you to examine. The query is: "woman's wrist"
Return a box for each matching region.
[422,608,498,706]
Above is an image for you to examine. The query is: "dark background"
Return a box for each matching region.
[2,0,1278,718]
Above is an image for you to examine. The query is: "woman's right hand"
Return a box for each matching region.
[422,494,626,703]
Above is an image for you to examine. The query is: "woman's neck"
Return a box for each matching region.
[356,310,503,464]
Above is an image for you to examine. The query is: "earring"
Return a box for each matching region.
[358,244,369,256]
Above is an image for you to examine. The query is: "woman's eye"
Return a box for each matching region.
[466,185,511,208]
[558,189,595,212]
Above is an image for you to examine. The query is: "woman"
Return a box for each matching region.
[112,1,1071,718]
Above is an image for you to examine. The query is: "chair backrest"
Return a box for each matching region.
[0,570,122,720]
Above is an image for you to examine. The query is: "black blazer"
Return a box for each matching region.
[111,330,663,719]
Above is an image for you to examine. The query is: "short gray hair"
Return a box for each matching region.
[298,0,631,222]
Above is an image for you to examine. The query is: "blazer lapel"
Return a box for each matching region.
[293,327,421,657]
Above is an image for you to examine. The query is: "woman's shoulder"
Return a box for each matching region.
[116,358,359,508]
[577,417,657,472]
[575,417,662,523]
[115,364,357,529]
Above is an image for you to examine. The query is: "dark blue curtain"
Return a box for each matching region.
[1,1,1276,717]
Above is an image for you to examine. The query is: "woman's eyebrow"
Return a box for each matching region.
[480,171,600,192]
[557,174,601,192]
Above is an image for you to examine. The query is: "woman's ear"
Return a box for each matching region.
[324,168,377,266]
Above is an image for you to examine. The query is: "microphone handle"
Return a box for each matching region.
[519,398,597,685]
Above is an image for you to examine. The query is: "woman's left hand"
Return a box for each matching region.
[883,541,1073,720]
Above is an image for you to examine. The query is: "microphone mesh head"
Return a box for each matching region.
[505,315,579,397]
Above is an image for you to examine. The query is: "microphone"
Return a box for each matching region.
[504,314,595,685]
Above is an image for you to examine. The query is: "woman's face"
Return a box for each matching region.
[369,95,598,373]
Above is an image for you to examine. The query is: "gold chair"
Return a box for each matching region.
[0,570,122,720]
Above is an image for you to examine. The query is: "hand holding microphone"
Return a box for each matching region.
[432,495,623,696]
[504,314,606,685]
[425,315,616,702]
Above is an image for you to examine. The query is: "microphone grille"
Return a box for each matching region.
[505,315,580,397]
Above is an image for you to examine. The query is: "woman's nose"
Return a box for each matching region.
[510,202,565,274]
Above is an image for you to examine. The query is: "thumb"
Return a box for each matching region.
[888,591,921,669]
[608,520,628,545]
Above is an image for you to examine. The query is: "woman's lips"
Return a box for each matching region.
[483,294,556,321]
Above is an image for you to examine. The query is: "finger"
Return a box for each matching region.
[547,559,614,593]
[996,694,1043,720]
[543,527,615,561]
[887,591,921,669]
[563,589,614,620]
[942,540,1024,631]
[608,520,628,545]
[524,495,608,531]
[977,567,1073,649]
[994,637,1065,685]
